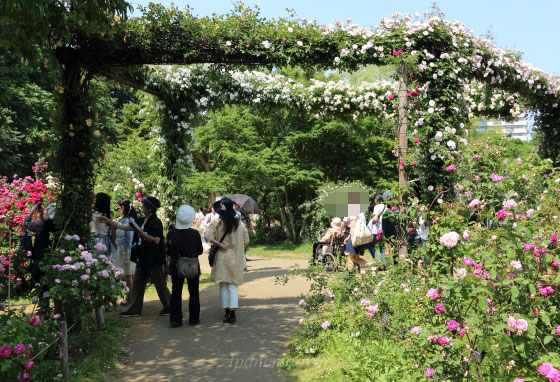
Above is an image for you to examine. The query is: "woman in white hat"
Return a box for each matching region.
[318,217,343,255]
[166,205,203,327]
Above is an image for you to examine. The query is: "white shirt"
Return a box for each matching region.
[195,212,205,220]
[417,216,430,240]
[368,204,386,234]
[343,213,367,225]
[92,212,110,236]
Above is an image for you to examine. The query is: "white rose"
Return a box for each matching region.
[434,131,443,141]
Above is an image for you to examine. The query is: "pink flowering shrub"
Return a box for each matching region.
[41,238,126,321]
[0,310,56,381]
[282,144,560,381]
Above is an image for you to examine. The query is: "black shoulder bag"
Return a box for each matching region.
[208,231,228,267]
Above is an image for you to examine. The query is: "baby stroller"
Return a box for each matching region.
[311,231,348,272]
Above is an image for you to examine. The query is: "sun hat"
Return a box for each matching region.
[141,196,161,213]
[175,205,196,229]
[330,217,342,228]
[212,198,237,218]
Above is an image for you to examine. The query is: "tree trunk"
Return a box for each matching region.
[284,184,297,242]
[397,61,409,258]
[57,62,95,241]
[276,191,291,241]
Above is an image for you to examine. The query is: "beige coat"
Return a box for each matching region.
[204,219,249,285]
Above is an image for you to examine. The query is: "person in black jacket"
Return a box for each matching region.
[98,196,171,318]
[23,202,57,282]
[166,205,202,327]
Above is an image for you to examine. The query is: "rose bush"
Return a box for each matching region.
[281,143,560,381]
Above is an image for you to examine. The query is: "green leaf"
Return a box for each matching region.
[541,314,551,326]
[544,336,553,345]
[511,285,519,301]
[478,295,489,312]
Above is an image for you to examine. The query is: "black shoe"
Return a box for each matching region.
[170,321,183,328]
[224,310,236,324]
[188,320,200,326]
[160,308,170,316]
[119,312,140,318]
[223,308,231,323]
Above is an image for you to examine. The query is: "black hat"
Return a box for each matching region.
[141,196,161,213]
[213,198,237,218]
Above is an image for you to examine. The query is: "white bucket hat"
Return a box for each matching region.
[175,205,196,229]
[45,202,56,220]
[330,217,342,228]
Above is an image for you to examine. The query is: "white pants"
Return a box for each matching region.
[220,282,238,309]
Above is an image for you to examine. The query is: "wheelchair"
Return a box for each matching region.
[311,231,347,272]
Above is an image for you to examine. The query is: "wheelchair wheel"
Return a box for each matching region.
[320,253,336,272]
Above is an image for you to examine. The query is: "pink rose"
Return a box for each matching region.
[13,344,25,356]
[23,360,34,372]
[411,326,421,335]
[459,329,466,337]
[414,138,420,143]
[502,199,517,210]
[426,288,440,300]
[445,164,456,172]
[515,319,528,331]
[497,210,507,220]
[426,368,434,378]
[462,230,471,241]
[510,261,522,270]
[28,315,40,326]
[0,344,11,359]
[321,320,330,330]
[80,274,89,281]
[434,304,445,314]
[440,231,460,248]
[556,326,560,336]
[439,336,449,346]
[447,320,459,331]
[539,363,554,376]
[63,256,72,263]
[512,378,523,382]
[388,94,395,100]
[491,173,504,182]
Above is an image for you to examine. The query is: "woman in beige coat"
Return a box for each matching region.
[204,198,249,324]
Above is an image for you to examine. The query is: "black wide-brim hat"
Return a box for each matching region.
[213,198,237,218]
[141,196,161,213]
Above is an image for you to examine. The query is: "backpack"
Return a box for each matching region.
[379,206,397,239]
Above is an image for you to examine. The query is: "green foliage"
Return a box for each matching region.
[282,144,560,381]
[0,50,57,176]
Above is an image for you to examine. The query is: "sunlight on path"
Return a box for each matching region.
[107,257,310,382]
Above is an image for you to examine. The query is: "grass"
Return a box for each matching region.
[31,316,131,382]
[246,242,313,259]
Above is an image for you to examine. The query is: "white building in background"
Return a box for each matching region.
[475,118,531,141]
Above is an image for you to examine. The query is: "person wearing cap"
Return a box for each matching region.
[166,205,203,327]
[98,196,171,318]
[204,198,249,324]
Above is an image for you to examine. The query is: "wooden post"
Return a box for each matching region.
[95,306,105,330]
[397,61,409,259]
[59,321,68,379]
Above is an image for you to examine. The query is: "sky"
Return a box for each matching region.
[131,0,560,76]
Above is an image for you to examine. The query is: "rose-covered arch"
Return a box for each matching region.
[53,3,560,238]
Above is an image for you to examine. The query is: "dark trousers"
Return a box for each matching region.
[126,264,170,316]
[170,274,200,324]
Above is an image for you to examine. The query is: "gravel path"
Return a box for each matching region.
[107,256,310,382]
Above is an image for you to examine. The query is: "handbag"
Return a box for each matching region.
[351,216,373,246]
[177,257,199,279]
[208,231,228,267]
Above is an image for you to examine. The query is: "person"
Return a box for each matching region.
[194,208,205,229]
[166,205,203,327]
[115,199,137,306]
[232,202,255,271]
[204,198,249,324]
[343,213,371,270]
[23,202,57,282]
[367,194,387,264]
[318,217,343,256]
[98,196,171,318]
[91,193,116,259]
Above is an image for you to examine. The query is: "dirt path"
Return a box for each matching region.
[107,256,310,382]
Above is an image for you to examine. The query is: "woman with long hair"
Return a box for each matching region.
[92,192,115,258]
[115,199,137,305]
[204,198,249,324]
